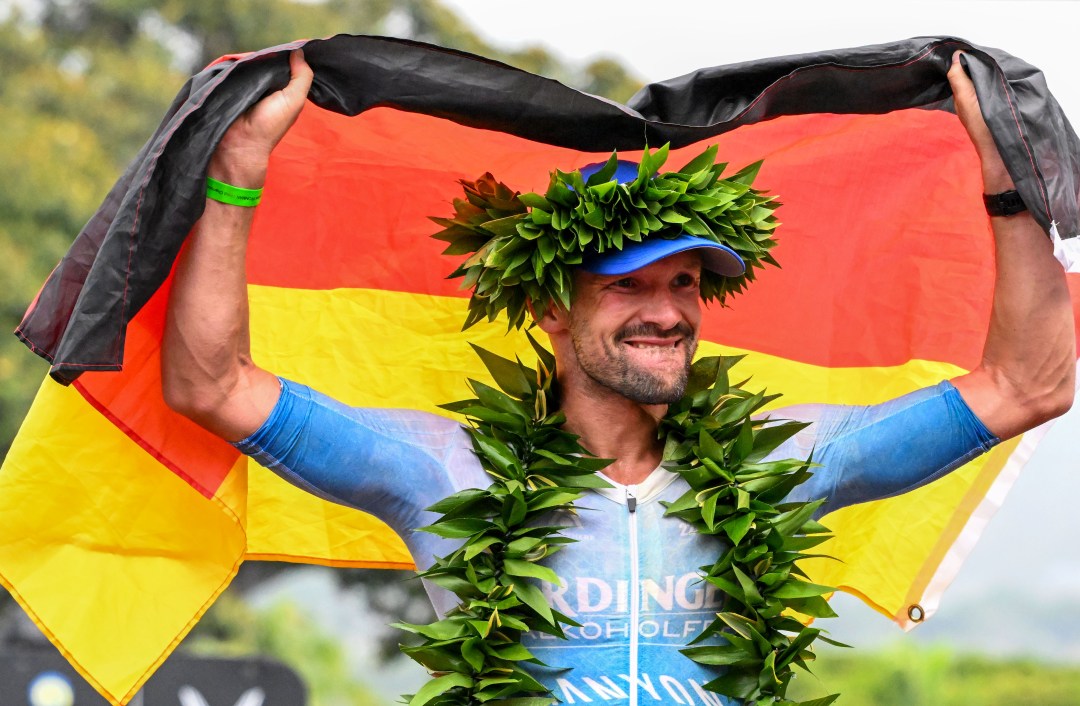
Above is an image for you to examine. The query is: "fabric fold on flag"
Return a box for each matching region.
[3,34,1079,705]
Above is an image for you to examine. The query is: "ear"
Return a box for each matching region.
[527,297,569,335]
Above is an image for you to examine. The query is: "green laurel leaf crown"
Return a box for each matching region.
[431,143,782,330]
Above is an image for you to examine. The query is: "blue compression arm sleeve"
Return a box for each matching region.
[235,379,998,530]
[231,378,478,537]
[774,380,999,515]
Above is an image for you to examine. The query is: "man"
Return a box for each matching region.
[161,49,1074,704]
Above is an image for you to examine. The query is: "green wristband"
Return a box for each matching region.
[206,176,263,207]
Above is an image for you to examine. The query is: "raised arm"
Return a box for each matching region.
[162,50,314,441]
[947,51,1076,440]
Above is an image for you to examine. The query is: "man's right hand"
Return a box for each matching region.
[208,49,314,189]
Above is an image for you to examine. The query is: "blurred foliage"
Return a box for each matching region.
[0,0,642,461]
[184,592,384,706]
[225,562,434,663]
[788,642,1080,706]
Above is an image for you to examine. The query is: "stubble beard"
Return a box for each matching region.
[569,320,697,405]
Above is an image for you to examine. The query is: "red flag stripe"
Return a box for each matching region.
[253,106,999,368]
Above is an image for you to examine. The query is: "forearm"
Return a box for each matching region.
[952,149,1076,438]
[945,52,1075,438]
[161,170,278,438]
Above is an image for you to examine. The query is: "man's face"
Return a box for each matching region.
[566,251,703,405]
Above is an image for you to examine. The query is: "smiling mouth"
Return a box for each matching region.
[614,322,695,350]
[622,339,683,351]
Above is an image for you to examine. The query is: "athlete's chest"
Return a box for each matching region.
[537,472,726,624]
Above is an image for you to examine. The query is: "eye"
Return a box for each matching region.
[610,277,636,290]
[672,272,699,289]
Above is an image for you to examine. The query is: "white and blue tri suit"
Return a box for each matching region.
[234,377,997,706]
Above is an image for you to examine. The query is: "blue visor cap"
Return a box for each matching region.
[581,235,746,277]
[576,160,746,277]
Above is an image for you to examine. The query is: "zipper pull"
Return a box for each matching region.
[626,487,637,513]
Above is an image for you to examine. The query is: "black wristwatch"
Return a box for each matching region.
[983,189,1027,217]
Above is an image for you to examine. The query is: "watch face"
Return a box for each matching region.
[983,190,1027,217]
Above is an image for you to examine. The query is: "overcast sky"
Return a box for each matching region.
[441,0,1080,122]
[435,0,1080,654]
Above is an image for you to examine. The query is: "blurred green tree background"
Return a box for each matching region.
[2,1,1078,704]
[786,643,1080,706]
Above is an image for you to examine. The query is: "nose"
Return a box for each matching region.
[639,287,689,332]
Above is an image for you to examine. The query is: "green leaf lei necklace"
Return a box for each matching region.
[395,147,843,706]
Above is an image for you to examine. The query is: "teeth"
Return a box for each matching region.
[627,342,678,349]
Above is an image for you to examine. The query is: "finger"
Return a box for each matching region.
[947,51,981,122]
[945,50,1000,165]
[256,49,313,136]
[947,50,974,94]
[280,48,314,109]
[951,50,969,76]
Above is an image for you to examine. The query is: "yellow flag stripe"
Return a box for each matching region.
[799,437,1018,622]
[247,284,969,407]
[897,433,1021,625]
[245,461,413,568]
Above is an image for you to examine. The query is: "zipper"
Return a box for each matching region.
[627,485,639,706]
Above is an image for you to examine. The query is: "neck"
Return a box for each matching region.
[557,368,667,486]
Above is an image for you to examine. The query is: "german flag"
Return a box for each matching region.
[4,35,1080,705]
